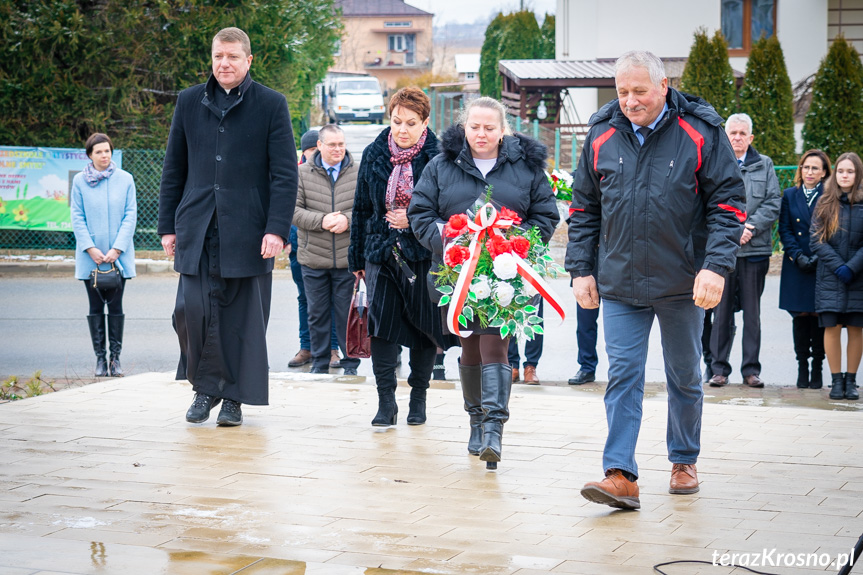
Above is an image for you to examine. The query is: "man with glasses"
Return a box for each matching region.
[293,124,361,375]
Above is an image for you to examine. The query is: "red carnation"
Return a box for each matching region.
[499,206,522,225]
[444,244,471,267]
[511,236,530,258]
[443,213,469,237]
[485,235,512,258]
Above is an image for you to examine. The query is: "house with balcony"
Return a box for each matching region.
[333,0,434,91]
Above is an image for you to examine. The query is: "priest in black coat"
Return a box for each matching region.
[158,27,297,426]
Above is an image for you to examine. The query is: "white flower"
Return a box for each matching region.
[492,253,518,280]
[472,276,491,299]
[553,169,573,186]
[494,282,515,307]
[521,280,538,298]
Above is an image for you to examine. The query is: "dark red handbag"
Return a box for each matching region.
[346,277,371,358]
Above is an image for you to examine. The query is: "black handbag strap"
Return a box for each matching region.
[92,263,121,304]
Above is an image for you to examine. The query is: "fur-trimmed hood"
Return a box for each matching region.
[439,124,548,173]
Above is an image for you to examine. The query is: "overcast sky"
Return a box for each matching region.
[406,0,557,25]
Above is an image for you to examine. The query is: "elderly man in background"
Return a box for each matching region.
[707,113,781,389]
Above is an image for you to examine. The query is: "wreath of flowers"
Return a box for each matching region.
[433,188,566,340]
[547,169,573,203]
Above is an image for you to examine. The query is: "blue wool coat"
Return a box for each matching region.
[778,184,821,313]
[70,168,137,280]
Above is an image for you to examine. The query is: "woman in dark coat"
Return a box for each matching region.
[811,151,863,401]
[409,97,559,468]
[348,87,456,427]
[778,149,831,389]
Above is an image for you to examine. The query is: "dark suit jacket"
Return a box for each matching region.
[158,73,298,277]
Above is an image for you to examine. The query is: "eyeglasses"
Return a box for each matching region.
[322,142,346,149]
[801,166,823,172]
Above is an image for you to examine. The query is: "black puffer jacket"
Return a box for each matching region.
[812,194,863,314]
[348,127,438,271]
[409,125,560,267]
[565,87,746,305]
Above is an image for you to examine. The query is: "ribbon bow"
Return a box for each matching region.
[446,203,566,337]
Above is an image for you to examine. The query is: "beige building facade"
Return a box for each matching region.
[334,0,434,91]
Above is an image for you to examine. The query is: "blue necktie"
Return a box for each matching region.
[327,167,336,182]
[637,126,652,146]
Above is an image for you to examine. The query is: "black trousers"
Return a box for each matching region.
[83,278,126,315]
[710,256,770,378]
[300,265,359,371]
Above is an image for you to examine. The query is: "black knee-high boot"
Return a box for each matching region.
[459,364,483,455]
[792,316,810,388]
[407,346,435,425]
[107,314,125,377]
[809,316,825,389]
[87,314,108,377]
[479,363,513,469]
[370,337,398,426]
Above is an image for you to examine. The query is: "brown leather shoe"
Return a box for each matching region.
[708,374,727,387]
[580,469,640,510]
[512,368,520,383]
[329,349,342,369]
[288,349,312,368]
[669,463,699,494]
[744,374,764,388]
[523,365,539,385]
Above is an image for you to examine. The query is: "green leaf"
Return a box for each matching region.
[438,285,454,295]
[528,315,543,324]
[439,295,451,306]
[523,326,534,340]
[490,318,505,327]
[542,254,554,262]
[515,295,530,305]
[533,325,544,335]
[500,324,510,338]
[515,310,525,322]
[523,305,537,313]
[533,264,545,273]
[459,314,468,328]
[463,306,474,321]
[468,291,478,302]
[453,264,463,273]
[507,319,518,332]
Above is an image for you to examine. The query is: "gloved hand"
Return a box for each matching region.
[835,265,854,284]
[796,253,818,273]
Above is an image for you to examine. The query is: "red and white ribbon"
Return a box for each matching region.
[446,203,566,337]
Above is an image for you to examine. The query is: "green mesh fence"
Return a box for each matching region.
[0,152,802,254]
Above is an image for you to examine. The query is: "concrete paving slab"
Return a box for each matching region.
[0,371,860,574]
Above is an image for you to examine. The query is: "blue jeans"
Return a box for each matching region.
[601,298,704,479]
[576,301,600,372]
[508,299,543,367]
[290,225,338,350]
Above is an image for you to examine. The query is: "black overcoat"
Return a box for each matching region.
[157,74,298,277]
[778,184,822,313]
[812,194,863,314]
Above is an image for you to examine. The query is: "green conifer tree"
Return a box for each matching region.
[479,12,508,99]
[680,28,737,119]
[540,14,556,59]
[738,35,796,164]
[802,35,863,159]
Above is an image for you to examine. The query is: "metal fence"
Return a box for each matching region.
[0,146,800,253]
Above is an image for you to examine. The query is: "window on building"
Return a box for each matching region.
[384,21,412,28]
[389,34,406,52]
[722,0,776,55]
[465,72,476,80]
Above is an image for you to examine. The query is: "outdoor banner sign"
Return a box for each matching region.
[0,146,123,232]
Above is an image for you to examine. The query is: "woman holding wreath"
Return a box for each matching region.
[409,97,559,466]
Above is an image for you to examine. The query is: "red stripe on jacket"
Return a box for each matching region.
[591,127,616,172]
[677,118,703,172]
[718,203,747,222]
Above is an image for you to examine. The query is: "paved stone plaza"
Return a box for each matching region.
[1,371,860,575]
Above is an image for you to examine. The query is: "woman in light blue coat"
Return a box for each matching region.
[70,133,137,377]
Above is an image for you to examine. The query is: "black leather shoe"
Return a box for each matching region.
[568,370,596,385]
[343,367,358,376]
[186,393,221,423]
[216,399,243,426]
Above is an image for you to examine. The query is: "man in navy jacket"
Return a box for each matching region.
[566,51,745,509]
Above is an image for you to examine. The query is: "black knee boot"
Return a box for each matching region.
[107,314,125,377]
[87,314,108,377]
[479,363,513,469]
[845,372,859,400]
[371,338,398,426]
[407,346,435,425]
[459,364,483,455]
[792,316,810,388]
[829,373,846,400]
[809,317,824,389]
